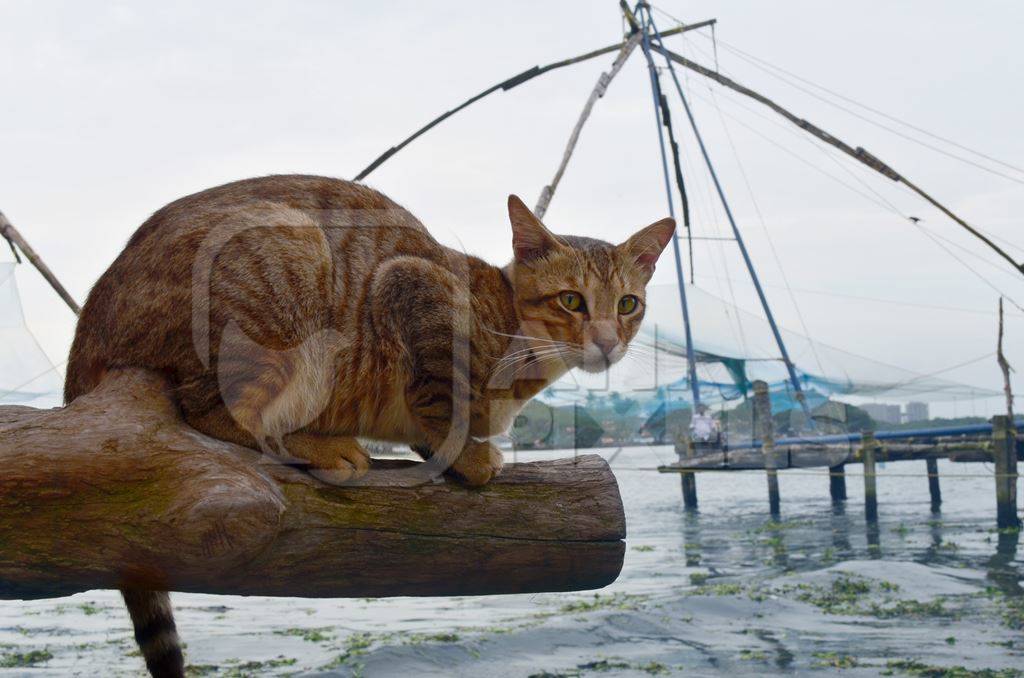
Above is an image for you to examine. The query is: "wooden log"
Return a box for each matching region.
[992,415,1021,530]
[0,370,626,600]
[753,381,780,516]
[926,458,941,512]
[861,432,879,522]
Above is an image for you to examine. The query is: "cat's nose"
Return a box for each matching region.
[592,336,618,356]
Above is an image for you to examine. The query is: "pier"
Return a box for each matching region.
[660,382,1022,529]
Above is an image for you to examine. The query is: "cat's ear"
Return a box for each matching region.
[620,218,676,278]
[508,195,563,263]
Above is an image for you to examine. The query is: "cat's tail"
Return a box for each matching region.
[121,589,185,678]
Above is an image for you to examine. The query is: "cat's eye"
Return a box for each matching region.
[559,291,585,312]
[618,295,639,315]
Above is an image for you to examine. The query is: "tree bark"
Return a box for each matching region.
[0,370,625,600]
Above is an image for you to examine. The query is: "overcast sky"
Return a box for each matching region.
[2,1,1022,417]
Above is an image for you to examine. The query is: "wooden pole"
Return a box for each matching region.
[677,437,698,510]
[650,45,1024,277]
[829,463,847,503]
[861,431,878,522]
[353,19,717,182]
[926,457,942,512]
[753,381,780,516]
[534,30,643,219]
[997,298,1015,422]
[0,370,626,600]
[0,210,81,315]
[992,415,1021,530]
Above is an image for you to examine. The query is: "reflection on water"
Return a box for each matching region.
[0,446,1020,676]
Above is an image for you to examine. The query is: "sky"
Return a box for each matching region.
[1,1,1022,418]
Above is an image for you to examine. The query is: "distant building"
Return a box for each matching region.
[905,401,929,423]
[862,403,902,426]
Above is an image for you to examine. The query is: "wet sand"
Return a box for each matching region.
[1,446,1021,676]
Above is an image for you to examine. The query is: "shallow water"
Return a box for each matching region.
[1,446,1022,676]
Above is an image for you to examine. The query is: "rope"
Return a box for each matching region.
[690,29,1024,183]
[650,1,1024,185]
[684,72,1024,262]
[692,274,1024,319]
[682,85,1024,312]
[705,86,828,378]
[655,89,695,281]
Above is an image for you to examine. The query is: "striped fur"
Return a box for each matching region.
[121,589,184,678]
[64,176,674,674]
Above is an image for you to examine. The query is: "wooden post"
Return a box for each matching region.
[992,415,1021,530]
[926,457,942,512]
[753,381,780,516]
[861,431,878,522]
[676,437,698,510]
[0,370,626,599]
[829,463,847,503]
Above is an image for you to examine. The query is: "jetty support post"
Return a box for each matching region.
[676,437,698,510]
[829,462,847,503]
[993,415,1021,530]
[861,431,879,523]
[926,457,942,512]
[753,381,780,517]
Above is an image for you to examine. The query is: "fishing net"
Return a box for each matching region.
[0,263,62,407]
[518,282,999,447]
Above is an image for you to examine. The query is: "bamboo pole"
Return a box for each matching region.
[0,370,625,599]
[534,30,643,218]
[650,45,1024,277]
[0,210,80,315]
[353,19,716,182]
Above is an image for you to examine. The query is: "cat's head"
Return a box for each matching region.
[504,195,675,374]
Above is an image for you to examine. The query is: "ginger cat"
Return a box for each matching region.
[65,175,674,677]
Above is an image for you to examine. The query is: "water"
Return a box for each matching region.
[1,446,1021,676]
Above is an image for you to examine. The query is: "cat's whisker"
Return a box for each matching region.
[492,346,571,376]
[482,327,566,345]
[493,344,566,366]
[507,347,580,380]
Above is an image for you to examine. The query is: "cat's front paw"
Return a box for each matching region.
[449,440,504,486]
[287,434,371,485]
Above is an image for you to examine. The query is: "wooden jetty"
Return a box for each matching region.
[660,381,1022,529]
